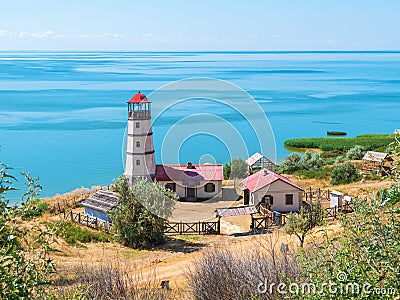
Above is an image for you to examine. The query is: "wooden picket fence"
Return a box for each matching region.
[324,202,354,220]
[304,187,330,203]
[164,220,220,235]
[63,210,220,235]
[63,210,112,232]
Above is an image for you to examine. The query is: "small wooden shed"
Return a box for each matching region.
[361,151,393,174]
[246,152,276,172]
[81,190,119,222]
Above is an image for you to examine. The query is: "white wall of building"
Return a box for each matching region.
[250,180,302,212]
[159,180,222,200]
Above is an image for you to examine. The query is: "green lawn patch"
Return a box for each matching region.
[53,220,112,245]
[284,134,393,152]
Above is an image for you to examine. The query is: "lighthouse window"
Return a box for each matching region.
[136,159,140,166]
[135,122,140,128]
[136,141,140,147]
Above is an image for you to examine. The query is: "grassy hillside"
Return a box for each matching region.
[285,133,393,152]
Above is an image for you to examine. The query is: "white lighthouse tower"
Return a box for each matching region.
[124,91,156,185]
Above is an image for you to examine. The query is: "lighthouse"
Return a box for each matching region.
[124,91,156,185]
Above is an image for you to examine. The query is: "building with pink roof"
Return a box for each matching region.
[241,169,303,212]
[155,162,223,201]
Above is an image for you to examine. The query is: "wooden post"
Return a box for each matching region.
[78,212,81,223]
[198,221,201,235]
[180,221,182,235]
[217,218,221,234]
[70,211,73,221]
[95,218,98,229]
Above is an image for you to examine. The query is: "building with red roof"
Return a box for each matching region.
[241,169,303,212]
[155,162,223,201]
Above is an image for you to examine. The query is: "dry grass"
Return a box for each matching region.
[186,232,300,300]
[53,257,188,299]
[286,173,393,198]
[42,186,104,214]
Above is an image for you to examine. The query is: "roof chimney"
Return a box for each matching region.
[187,162,194,169]
[263,169,268,176]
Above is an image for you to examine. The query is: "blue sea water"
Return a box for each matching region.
[0,51,400,201]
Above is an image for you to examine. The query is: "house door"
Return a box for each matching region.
[244,189,250,205]
[186,187,196,198]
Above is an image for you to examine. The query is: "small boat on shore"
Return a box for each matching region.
[327,131,347,136]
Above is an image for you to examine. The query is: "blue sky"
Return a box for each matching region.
[1,0,399,50]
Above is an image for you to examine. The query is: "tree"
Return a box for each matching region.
[0,163,55,299]
[223,162,231,180]
[284,202,324,248]
[110,177,177,249]
[331,162,361,185]
[230,158,248,179]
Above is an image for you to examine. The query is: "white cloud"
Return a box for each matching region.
[0,29,124,40]
[76,33,126,39]
[0,29,65,39]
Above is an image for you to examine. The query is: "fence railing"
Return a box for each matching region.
[63,211,220,235]
[63,211,112,232]
[304,187,330,203]
[164,220,220,235]
[324,202,354,220]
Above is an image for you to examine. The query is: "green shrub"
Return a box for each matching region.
[53,220,111,245]
[277,153,302,173]
[297,167,331,179]
[300,184,400,299]
[0,163,55,299]
[21,198,49,220]
[346,145,364,160]
[302,151,324,170]
[277,152,324,174]
[334,155,347,164]
[285,134,393,151]
[331,162,361,185]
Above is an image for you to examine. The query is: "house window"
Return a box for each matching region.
[136,141,140,147]
[136,159,140,166]
[135,122,140,128]
[285,194,294,205]
[165,183,176,192]
[204,183,215,193]
[262,195,273,205]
